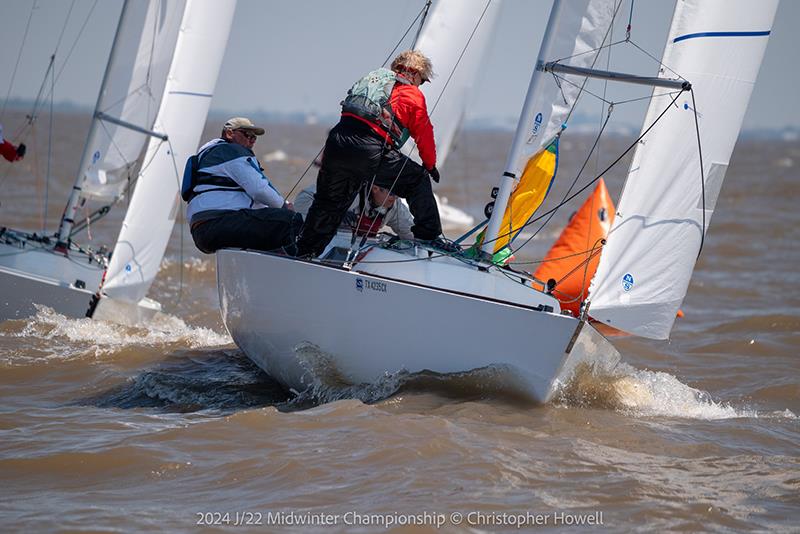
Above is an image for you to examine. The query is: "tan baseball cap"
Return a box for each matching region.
[223,117,265,136]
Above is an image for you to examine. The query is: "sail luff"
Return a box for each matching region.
[102,0,237,304]
[588,0,780,339]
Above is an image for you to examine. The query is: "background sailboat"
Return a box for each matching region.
[0,0,235,323]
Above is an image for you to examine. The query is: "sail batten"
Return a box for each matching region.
[588,0,779,339]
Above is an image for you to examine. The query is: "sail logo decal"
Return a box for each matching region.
[528,113,543,144]
[355,278,386,294]
[683,102,703,118]
[622,273,634,292]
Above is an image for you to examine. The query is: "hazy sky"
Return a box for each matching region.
[1,0,796,130]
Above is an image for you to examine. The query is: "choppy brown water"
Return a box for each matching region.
[1,110,798,532]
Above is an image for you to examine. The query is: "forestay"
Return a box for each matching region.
[102,0,237,304]
[79,0,185,201]
[589,0,779,339]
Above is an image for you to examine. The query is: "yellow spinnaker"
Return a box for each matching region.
[492,141,558,253]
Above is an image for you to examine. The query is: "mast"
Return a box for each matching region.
[481,0,565,256]
[55,1,131,248]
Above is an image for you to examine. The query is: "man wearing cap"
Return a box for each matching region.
[185,117,302,254]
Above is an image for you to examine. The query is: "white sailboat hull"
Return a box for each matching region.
[217,249,619,403]
[0,240,163,323]
[0,242,102,321]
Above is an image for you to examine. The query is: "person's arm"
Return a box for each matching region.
[219,156,286,208]
[392,85,436,170]
[385,200,415,240]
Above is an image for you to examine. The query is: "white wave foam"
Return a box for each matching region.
[612,367,755,419]
[560,362,797,420]
[15,305,231,356]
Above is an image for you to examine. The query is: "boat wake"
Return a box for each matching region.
[86,350,290,412]
[5,305,231,361]
[284,343,409,408]
[557,362,797,420]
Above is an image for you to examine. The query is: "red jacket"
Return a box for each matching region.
[0,140,20,162]
[344,83,437,171]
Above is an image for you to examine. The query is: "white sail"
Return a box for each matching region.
[79,0,186,201]
[589,0,779,339]
[413,0,501,166]
[482,0,616,254]
[102,0,237,304]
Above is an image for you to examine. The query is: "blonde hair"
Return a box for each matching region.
[391,50,434,82]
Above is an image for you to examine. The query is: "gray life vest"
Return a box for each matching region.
[341,67,410,148]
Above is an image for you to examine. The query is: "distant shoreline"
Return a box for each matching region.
[2,101,797,139]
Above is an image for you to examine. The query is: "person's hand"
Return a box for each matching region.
[15,143,26,160]
[428,166,440,183]
[283,201,294,211]
[341,211,358,227]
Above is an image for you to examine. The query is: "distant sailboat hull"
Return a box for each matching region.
[0,235,161,322]
[217,248,620,402]
[0,244,100,321]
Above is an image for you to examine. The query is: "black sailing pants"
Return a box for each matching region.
[191,207,303,255]
[296,118,442,257]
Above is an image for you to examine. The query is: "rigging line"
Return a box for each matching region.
[508,241,605,266]
[484,90,684,250]
[388,0,492,173]
[54,0,78,54]
[70,138,168,237]
[549,73,613,106]
[428,0,493,115]
[52,0,100,87]
[626,0,635,41]
[560,0,625,126]
[411,1,433,49]
[552,238,604,289]
[26,55,56,131]
[551,38,628,66]
[612,90,682,106]
[381,2,430,67]
[354,0,494,240]
[1,1,37,121]
[690,88,706,258]
[627,39,684,81]
[165,137,185,305]
[44,62,55,232]
[510,106,613,255]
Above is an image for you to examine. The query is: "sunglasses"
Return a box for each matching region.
[237,130,257,141]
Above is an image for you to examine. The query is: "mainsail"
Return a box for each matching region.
[102,0,237,304]
[412,0,501,166]
[589,0,779,339]
[482,0,616,256]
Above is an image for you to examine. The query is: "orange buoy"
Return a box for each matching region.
[534,178,615,317]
